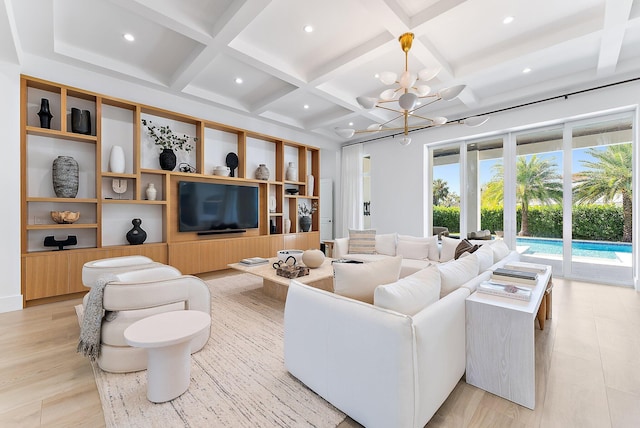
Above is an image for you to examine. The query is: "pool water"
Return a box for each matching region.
[517,237,632,259]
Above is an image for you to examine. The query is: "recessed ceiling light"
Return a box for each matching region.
[303,104,310,109]
[235,77,243,84]
[348,122,354,126]
[503,16,514,24]
[123,33,135,42]
[522,67,532,74]
[374,73,380,79]
[303,25,313,33]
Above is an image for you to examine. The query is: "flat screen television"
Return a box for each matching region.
[178,181,259,234]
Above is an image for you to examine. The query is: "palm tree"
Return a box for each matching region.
[482,155,563,236]
[433,178,449,206]
[573,144,632,242]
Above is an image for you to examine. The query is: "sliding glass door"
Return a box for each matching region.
[427,111,636,287]
[568,115,633,284]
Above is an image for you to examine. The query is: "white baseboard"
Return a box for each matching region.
[0,294,23,313]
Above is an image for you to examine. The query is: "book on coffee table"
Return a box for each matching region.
[478,281,532,301]
[491,267,538,286]
[503,261,549,274]
[239,257,269,266]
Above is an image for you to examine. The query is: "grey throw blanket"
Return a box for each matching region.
[77,274,118,361]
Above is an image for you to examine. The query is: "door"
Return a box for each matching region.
[320,178,333,241]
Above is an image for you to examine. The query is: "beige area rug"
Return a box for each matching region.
[76,272,346,427]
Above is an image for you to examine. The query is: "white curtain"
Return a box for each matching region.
[340,143,364,237]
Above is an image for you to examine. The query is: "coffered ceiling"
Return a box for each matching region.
[3,0,640,143]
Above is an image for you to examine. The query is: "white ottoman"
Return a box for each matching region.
[124,310,211,403]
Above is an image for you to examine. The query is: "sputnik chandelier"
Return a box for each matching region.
[335,32,489,145]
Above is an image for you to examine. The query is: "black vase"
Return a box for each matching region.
[37,98,53,129]
[71,108,91,134]
[299,216,312,232]
[126,218,147,245]
[159,148,177,171]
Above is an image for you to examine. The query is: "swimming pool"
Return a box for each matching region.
[516,237,632,259]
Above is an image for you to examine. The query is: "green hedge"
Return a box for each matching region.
[433,204,624,241]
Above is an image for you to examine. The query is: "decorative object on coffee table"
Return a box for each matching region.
[255,164,269,180]
[225,152,239,177]
[52,156,79,198]
[276,264,309,279]
[302,249,325,268]
[71,108,91,134]
[37,98,53,129]
[277,249,304,265]
[44,235,77,251]
[141,119,196,171]
[50,210,80,224]
[126,218,147,245]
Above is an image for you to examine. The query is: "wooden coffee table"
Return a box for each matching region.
[228,257,335,301]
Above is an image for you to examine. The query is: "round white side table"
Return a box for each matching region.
[124,310,211,403]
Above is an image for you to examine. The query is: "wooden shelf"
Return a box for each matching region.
[21,74,321,305]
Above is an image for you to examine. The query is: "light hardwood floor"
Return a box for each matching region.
[1,274,639,428]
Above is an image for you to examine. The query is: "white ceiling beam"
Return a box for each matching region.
[1,0,23,64]
[597,0,634,77]
[168,0,272,90]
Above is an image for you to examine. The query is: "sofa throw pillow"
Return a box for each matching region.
[375,233,397,256]
[474,243,495,272]
[437,253,479,297]
[440,236,460,262]
[491,240,511,263]
[454,239,479,260]
[333,256,402,304]
[397,235,439,261]
[348,229,376,254]
[374,266,441,316]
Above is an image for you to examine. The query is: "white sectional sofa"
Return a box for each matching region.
[284,236,519,427]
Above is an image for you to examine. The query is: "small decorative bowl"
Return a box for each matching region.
[277,249,304,266]
[285,188,299,195]
[213,166,231,176]
[51,211,80,224]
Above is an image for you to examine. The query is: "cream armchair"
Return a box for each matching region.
[82,255,162,287]
[82,259,211,373]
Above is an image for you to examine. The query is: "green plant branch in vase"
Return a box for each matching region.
[298,201,318,217]
[142,119,197,171]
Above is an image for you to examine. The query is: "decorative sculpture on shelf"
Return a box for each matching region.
[44,235,77,251]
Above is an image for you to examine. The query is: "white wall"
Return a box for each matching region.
[1,56,340,313]
[357,80,640,242]
[0,64,22,312]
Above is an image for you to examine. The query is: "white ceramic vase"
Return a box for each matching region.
[306,174,314,196]
[284,218,291,234]
[146,183,157,201]
[286,162,297,181]
[109,145,125,173]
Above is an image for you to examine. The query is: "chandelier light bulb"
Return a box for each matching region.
[334,128,355,138]
[399,136,412,146]
[356,96,377,109]
[399,71,416,89]
[464,116,490,127]
[432,117,447,126]
[398,93,418,110]
[379,71,397,85]
[439,85,466,101]
[380,88,397,101]
[415,85,431,96]
[418,67,440,82]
